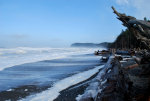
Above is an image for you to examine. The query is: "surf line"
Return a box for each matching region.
[20,65,104,101]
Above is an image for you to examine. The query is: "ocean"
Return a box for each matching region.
[0,47,103,101]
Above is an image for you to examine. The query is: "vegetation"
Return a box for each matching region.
[110,29,141,49]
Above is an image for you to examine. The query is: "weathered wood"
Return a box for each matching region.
[128,19,150,29]
[112,6,150,50]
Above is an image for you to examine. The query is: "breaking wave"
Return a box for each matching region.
[0,47,101,71]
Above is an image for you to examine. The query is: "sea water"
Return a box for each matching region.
[0,47,103,100]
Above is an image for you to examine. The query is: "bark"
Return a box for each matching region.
[112,6,150,50]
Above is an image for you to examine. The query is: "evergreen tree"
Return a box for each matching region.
[110,29,141,49]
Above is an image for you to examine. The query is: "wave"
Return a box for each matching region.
[0,47,102,71]
[20,65,104,101]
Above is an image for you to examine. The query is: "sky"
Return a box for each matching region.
[0,0,150,48]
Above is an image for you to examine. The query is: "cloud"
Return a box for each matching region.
[115,0,150,19]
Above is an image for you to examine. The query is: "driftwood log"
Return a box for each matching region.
[112,6,150,50]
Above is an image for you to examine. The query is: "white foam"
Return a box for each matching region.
[76,56,115,101]
[120,60,127,63]
[107,69,111,73]
[7,89,13,92]
[76,94,82,101]
[101,79,107,86]
[0,47,102,71]
[24,89,28,92]
[20,65,104,101]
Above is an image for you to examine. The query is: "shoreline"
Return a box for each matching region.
[0,84,52,101]
[78,49,150,101]
[54,64,104,101]
[0,52,102,101]
[0,63,104,101]
[1,49,149,101]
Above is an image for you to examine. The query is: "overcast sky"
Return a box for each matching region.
[0,0,150,48]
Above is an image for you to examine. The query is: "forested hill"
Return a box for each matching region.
[109,29,142,49]
[71,28,145,49]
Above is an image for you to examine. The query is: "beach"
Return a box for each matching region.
[0,47,104,101]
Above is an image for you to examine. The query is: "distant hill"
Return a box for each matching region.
[71,42,111,48]
[71,43,100,47]
[71,29,140,49]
